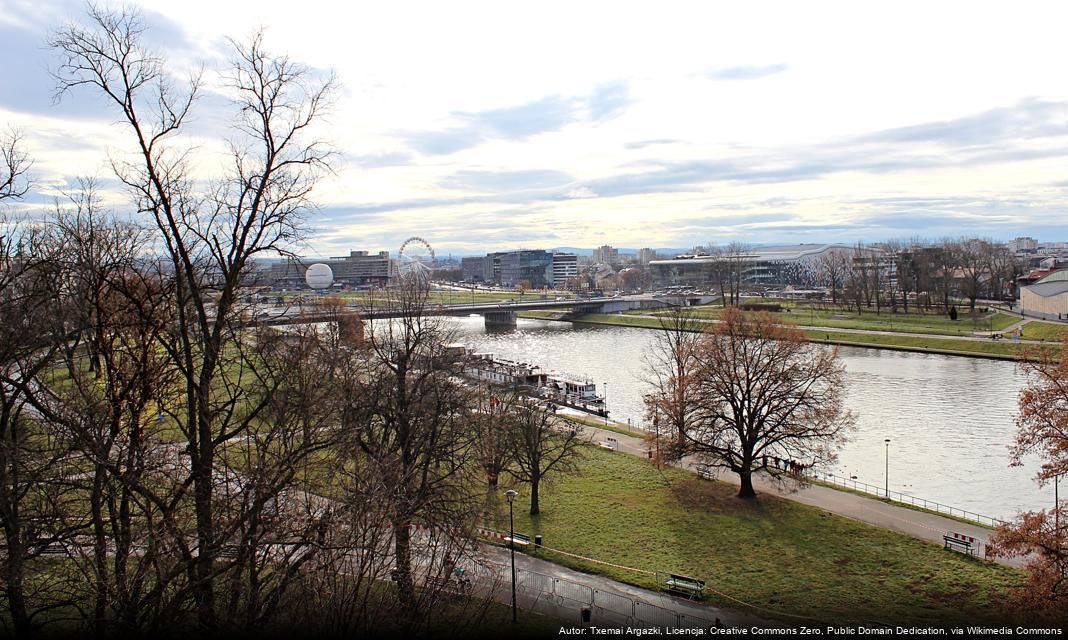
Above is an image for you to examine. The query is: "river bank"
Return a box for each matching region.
[519,310,1043,361]
[451,316,1051,518]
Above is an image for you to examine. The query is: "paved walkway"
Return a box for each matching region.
[476,544,772,628]
[573,417,1024,569]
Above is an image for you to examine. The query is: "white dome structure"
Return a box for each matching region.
[305,263,334,290]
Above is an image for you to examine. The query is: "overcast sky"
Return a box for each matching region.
[4,0,1068,257]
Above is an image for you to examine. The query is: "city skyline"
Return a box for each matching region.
[6,1,1068,258]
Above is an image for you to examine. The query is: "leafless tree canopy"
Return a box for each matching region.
[675,308,854,498]
[505,397,583,516]
[0,129,31,203]
[0,7,519,638]
[643,306,703,456]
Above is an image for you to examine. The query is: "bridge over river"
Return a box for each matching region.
[249,293,704,329]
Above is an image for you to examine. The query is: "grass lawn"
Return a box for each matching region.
[489,447,1021,626]
[560,413,646,438]
[670,304,1019,338]
[1022,320,1068,342]
[550,313,1033,360]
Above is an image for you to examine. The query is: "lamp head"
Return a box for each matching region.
[505,489,518,504]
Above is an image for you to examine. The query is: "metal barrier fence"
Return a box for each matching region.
[807,471,1005,527]
[463,561,720,629]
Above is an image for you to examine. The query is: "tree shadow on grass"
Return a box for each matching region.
[669,477,772,516]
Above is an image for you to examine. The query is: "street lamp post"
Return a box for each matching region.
[505,489,518,624]
[603,382,609,426]
[884,438,891,498]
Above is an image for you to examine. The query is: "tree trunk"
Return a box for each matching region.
[392,518,416,614]
[4,541,31,636]
[192,446,216,633]
[737,469,756,499]
[529,475,541,516]
[91,467,108,638]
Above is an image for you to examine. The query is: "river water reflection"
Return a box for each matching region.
[448,316,1052,520]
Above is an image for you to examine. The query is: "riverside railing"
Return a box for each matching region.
[806,471,1006,527]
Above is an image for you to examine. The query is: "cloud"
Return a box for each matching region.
[0,1,207,122]
[588,81,630,121]
[705,63,788,81]
[438,169,574,193]
[623,139,682,150]
[461,95,581,139]
[343,151,413,169]
[401,82,631,155]
[403,127,486,155]
[859,98,1068,147]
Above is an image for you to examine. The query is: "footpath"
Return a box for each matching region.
[473,544,772,628]
[572,417,1025,569]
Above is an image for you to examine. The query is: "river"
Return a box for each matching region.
[448,315,1053,521]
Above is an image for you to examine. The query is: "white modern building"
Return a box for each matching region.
[551,252,579,287]
[1020,270,1068,321]
[649,243,874,288]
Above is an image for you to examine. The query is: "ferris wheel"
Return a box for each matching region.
[397,236,435,279]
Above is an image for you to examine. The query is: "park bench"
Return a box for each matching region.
[663,573,705,599]
[696,464,715,480]
[506,532,531,546]
[943,531,978,556]
[598,437,618,451]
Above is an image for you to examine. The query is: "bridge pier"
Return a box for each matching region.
[483,311,517,329]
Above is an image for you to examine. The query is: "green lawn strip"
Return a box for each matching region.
[669,304,1019,338]
[489,447,1020,626]
[798,328,1023,359]
[1021,320,1068,342]
[559,313,1036,360]
[560,413,646,439]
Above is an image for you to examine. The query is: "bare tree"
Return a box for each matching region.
[0,128,31,203]
[472,390,518,490]
[813,249,849,307]
[0,215,88,636]
[338,276,482,618]
[507,398,583,516]
[985,241,1014,304]
[51,6,335,631]
[685,308,854,499]
[844,245,865,313]
[887,239,916,314]
[935,238,958,312]
[42,193,186,635]
[956,237,987,311]
[643,306,703,454]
